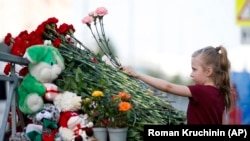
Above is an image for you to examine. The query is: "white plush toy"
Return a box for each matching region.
[53,91,96,141]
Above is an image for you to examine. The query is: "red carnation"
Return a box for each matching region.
[18,67,29,77]
[3,63,11,75]
[4,33,12,46]
[53,38,61,48]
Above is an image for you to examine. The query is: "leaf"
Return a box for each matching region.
[75,67,83,83]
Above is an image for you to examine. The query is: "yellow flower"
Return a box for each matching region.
[82,90,109,127]
[92,90,104,97]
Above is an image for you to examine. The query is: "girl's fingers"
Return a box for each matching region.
[119,66,124,70]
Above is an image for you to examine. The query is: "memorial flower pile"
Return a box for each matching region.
[2,6,186,141]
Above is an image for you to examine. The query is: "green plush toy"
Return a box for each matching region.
[18,45,65,114]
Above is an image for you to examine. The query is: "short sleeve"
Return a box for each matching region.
[187,84,204,103]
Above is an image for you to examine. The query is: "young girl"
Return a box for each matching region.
[120,46,232,124]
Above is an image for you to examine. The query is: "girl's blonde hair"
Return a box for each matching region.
[192,46,232,112]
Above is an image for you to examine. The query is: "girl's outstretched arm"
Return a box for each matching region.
[120,66,192,97]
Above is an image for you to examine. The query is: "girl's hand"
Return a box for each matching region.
[119,66,138,77]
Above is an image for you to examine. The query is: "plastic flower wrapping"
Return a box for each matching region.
[2,7,186,141]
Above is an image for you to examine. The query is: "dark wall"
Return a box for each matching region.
[0,81,6,99]
[0,42,8,99]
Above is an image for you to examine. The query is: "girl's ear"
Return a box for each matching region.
[206,66,213,76]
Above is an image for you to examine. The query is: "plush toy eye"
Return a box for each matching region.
[50,62,54,66]
[41,109,46,114]
[44,109,52,113]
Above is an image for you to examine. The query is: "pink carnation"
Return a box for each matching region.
[81,16,93,24]
[95,7,108,16]
[88,11,97,17]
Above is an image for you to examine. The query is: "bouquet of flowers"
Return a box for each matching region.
[107,91,132,128]
[2,6,186,141]
[82,7,121,68]
[82,90,109,127]
[82,90,133,128]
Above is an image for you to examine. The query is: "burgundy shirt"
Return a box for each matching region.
[187,84,225,124]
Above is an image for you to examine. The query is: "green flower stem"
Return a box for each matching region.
[87,17,121,68]
[88,26,110,58]
[99,18,120,67]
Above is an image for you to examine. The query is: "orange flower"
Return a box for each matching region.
[119,91,131,100]
[111,94,119,100]
[119,101,132,112]
[107,91,132,128]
